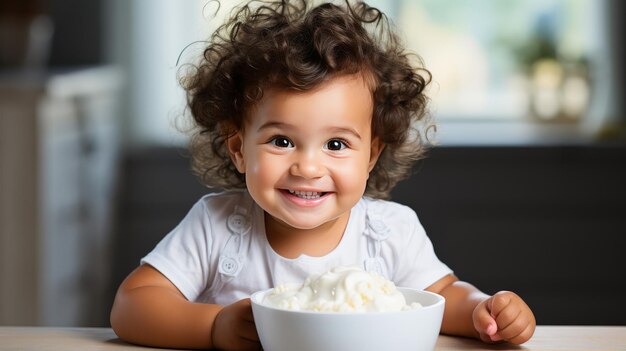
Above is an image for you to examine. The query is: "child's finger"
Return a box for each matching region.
[507,323,535,345]
[497,313,530,341]
[238,320,260,342]
[234,336,262,351]
[478,332,496,344]
[240,301,255,322]
[473,301,498,336]
[488,291,513,318]
[489,333,503,342]
[494,303,522,330]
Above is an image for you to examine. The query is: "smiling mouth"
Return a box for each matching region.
[287,190,328,199]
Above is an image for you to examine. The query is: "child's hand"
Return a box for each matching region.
[212,298,261,351]
[472,291,536,344]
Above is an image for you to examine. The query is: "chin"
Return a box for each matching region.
[274,212,335,230]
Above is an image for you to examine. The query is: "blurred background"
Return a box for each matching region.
[1,0,624,327]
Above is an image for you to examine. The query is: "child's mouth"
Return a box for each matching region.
[287,189,327,199]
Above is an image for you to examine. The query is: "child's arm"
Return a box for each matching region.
[426,274,536,344]
[110,264,260,350]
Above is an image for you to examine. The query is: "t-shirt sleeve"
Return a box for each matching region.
[392,208,453,290]
[140,198,213,301]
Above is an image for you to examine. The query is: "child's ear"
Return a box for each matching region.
[368,137,385,172]
[226,131,246,173]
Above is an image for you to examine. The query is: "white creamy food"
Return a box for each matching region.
[262,266,422,312]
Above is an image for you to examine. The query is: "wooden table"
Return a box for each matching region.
[0,326,625,350]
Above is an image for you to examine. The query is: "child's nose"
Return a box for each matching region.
[290,151,325,179]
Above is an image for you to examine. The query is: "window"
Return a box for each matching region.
[385,0,603,123]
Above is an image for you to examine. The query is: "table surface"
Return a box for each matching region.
[0,326,625,350]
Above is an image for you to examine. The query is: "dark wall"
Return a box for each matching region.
[109,145,626,326]
[109,147,208,304]
[391,146,626,325]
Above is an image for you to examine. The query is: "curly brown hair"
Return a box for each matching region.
[180,0,432,199]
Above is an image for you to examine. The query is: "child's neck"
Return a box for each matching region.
[264,211,350,259]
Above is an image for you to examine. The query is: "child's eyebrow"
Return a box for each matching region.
[258,122,361,140]
[327,126,362,140]
[257,121,291,132]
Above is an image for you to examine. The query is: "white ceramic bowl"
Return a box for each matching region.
[251,287,445,351]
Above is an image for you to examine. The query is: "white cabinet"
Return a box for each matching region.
[0,67,122,326]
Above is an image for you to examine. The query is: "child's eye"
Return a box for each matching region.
[325,139,347,151]
[270,136,294,148]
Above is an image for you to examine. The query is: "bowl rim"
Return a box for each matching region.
[250,287,445,316]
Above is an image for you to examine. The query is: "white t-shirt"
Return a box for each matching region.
[141,190,452,306]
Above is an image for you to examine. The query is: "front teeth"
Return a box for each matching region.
[288,190,323,199]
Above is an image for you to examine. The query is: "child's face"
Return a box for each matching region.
[228,74,383,231]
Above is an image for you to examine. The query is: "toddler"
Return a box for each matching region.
[111,1,535,349]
